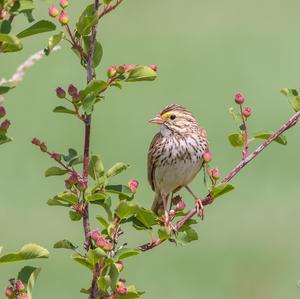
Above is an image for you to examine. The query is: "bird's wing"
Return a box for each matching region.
[147,132,162,191]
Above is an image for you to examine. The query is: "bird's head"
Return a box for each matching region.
[149,104,198,135]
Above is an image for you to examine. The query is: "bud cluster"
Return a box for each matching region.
[32,138,48,152]
[56,84,80,102]
[128,179,139,193]
[208,167,221,181]
[107,64,158,78]
[65,172,87,191]
[5,279,28,299]
[234,92,252,119]
[48,0,69,25]
[90,229,113,250]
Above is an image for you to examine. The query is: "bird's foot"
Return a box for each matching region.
[195,199,205,220]
[162,211,177,233]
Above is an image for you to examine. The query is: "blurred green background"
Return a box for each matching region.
[1,0,300,298]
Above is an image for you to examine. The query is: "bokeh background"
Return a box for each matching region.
[1,0,300,298]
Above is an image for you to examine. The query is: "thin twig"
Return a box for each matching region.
[99,0,124,19]
[240,105,249,159]
[138,110,300,252]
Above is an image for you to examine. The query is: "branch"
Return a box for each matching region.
[138,110,300,252]
[99,0,124,19]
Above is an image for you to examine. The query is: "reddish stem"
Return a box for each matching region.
[240,105,249,159]
[99,0,124,19]
[138,110,300,252]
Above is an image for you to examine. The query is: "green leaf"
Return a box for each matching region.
[120,285,144,299]
[107,162,130,178]
[157,227,170,241]
[83,36,103,67]
[87,248,107,266]
[176,227,198,245]
[0,33,22,52]
[103,0,113,4]
[0,244,49,264]
[136,206,157,228]
[0,134,13,145]
[76,4,98,36]
[17,20,56,39]
[0,20,12,34]
[291,95,300,112]
[69,210,82,221]
[109,263,119,290]
[87,192,110,203]
[98,275,111,291]
[45,31,64,55]
[115,248,140,260]
[126,66,157,82]
[17,266,41,299]
[45,166,68,177]
[71,253,92,270]
[47,198,70,207]
[82,93,96,114]
[253,132,287,145]
[0,82,16,95]
[53,106,76,115]
[105,185,134,200]
[115,201,137,219]
[89,154,105,181]
[211,183,235,199]
[228,133,244,148]
[53,239,77,250]
[80,79,108,100]
[54,192,79,205]
[63,148,78,162]
[69,155,83,166]
[13,0,36,13]
[280,88,298,97]
[96,215,109,228]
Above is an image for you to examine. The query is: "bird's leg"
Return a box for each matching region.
[161,191,169,225]
[185,185,204,220]
[169,192,174,211]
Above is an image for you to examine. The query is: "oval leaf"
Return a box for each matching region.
[17,20,56,39]
[76,4,98,36]
[126,66,157,82]
[53,106,76,115]
[45,166,68,177]
[107,162,130,178]
[53,239,77,250]
[0,244,49,264]
[228,133,244,148]
[211,183,235,199]
[18,266,41,299]
[88,154,105,180]
[253,132,287,145]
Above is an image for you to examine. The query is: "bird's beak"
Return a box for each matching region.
[149,116,164,125]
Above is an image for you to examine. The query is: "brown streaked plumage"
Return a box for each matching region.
[147,104,208,222]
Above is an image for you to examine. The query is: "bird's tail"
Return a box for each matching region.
[151,191,163,214]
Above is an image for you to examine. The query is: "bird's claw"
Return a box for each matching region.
[162,212,177,233]
[196,199,205,220]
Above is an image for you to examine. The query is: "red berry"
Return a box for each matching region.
[234,92,244,105]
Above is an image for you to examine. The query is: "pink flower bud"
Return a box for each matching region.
[59,0,69,8]
[128,179,139,193]
[39,142,47,152]
[31,138,41,146]
[0,106,6,118]
[16,280,25,291]
[116,281,127,295]
[51,153,61,161]
[107,66,117,78]
[0,10,8,20]
[234,92,244,105]
[149,64,158,71]
[68,84,77,96]
[126,64,137,72]
[56,87,66,98]
[172,195,182,205]
[0,119,11,131]
[48,6,59,17]
[209,167,221,180]
[117,64,127,74]
[90,229,101,240]
[72,92,80,102]
[76,178,87,191]
[96,236,113,250]
[203,151,212,163]
[242,107,252,118]
[59,11,69,25]
[115,261,124,272]
[176,200,186,210]
[19,294,29,299]
[5,287,13,298]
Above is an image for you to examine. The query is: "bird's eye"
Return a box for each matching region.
[170,114,176,120]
